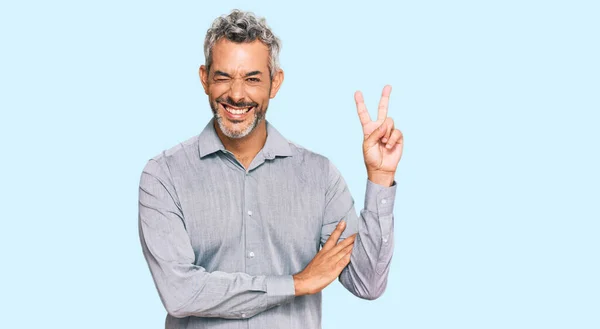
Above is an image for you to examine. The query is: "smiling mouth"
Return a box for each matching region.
[220,103,254,115]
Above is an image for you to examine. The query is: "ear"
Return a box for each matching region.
[199,65,209,95]
[269,69,284,99]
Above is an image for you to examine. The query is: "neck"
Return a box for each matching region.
[214,120,267,168]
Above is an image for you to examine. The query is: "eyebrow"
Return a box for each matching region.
[213,70,263,78]
[244,71,262,77]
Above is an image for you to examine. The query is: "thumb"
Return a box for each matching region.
[364,122,387,148]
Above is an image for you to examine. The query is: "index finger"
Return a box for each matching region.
[354,91,371,127]
[330,233,357,254]
[377,85,392,121]
[322,220,346,250]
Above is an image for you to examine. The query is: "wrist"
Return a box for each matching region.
[367,171,394,187]
[292,274,308,296]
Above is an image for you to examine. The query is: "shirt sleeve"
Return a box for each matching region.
[321,160,397,300]
[138,159,296,319]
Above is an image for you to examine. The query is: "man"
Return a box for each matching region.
[138,9,404,329]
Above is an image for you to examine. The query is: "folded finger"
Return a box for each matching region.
[386,129,403,149]
[381,117,394,143]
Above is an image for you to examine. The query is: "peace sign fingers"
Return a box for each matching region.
[355,84,402,185]
[355,90,372,128]
[377,85,392,121]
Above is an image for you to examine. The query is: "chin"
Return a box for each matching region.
[215,112,262,139]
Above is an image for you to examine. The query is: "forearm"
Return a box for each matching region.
[338,179,396,300]
[140,225,295,319]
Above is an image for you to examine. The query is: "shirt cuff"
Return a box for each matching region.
[364,179,397,216]
[265,275,296,308]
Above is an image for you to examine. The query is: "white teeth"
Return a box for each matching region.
[223,104,251,115]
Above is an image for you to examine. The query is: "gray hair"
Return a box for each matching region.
[204,9,281,79]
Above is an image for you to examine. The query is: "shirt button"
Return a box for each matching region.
[241,313,246,318]
[381,199,387,204]
[383,236,389,243]
[248,251,255,258]
[247,210,252,216]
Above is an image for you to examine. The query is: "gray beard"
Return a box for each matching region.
[213,106,265,139]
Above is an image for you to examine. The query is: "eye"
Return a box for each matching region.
[247,77,260,83]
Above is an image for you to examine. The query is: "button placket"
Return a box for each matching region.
[243,172,262,275]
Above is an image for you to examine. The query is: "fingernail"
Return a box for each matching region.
[382,138,388,143]
[386,144,392,149]
[379,124,386,131]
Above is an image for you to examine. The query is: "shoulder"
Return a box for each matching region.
[285,139,339,177]
[143,134,200,176]
[288,139,328,163]
[285,140,347,195]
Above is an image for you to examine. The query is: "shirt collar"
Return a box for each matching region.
[198,118,294,159]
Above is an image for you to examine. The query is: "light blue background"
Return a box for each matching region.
[1,0,598,328]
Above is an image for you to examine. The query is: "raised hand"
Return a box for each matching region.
[292,221,356,296]
[355,85,404,187]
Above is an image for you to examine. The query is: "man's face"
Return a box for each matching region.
[200,39,283,139]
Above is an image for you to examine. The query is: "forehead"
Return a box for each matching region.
[211,38,270,74]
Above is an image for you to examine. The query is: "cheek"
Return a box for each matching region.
[209,84,229,96]
[247,85,271,103]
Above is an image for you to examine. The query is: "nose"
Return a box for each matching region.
[228,78,246,103]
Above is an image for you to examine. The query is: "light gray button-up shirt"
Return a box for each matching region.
[138,119,397,329]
